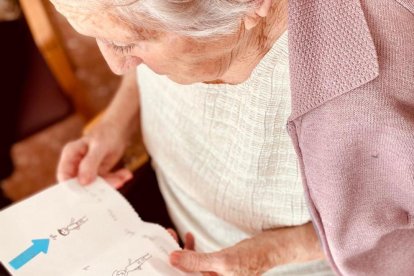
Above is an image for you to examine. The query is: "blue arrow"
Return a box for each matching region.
[9,239,50,270]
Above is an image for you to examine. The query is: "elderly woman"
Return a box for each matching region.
[53,0,414,275]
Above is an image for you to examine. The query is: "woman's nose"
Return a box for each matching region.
[96,39,142,75]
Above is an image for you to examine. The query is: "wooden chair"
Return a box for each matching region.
[19,0,93,119]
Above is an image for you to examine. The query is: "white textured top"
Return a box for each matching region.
[138,32,332,275]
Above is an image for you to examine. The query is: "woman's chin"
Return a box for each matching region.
[166,74,201,85]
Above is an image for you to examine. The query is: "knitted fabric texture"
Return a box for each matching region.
[288,0,414,275]
[138,32,310,237]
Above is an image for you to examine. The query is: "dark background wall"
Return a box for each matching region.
[0,18,28,179]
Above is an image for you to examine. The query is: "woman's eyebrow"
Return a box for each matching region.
[130,25,160,41]
[132,33,150,41]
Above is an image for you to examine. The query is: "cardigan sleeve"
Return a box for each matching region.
[295,85,414,275]
[287,0,414,274]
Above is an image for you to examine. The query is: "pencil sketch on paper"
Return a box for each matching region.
[57,216,88,236]
[112,253,152,276]
[124,228,136,236]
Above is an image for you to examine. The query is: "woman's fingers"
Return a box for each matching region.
[98,157,118,176]
[169,232,218,275]
[203,272,219,276]
[170,250,225,274]
[57,140,88,183]
[167,228,179,242]
[78,143,106,185]
[184,232,195,251]
[57,138,131,187]
[166,230,195,250]
[102,168,133,189]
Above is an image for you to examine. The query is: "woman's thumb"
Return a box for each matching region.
[103,169,133,189]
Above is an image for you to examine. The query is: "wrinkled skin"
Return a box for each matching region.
[50,0,287,84]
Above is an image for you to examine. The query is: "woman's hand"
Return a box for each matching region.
[169,223,325,276]
[57,69,139,188]
[57,117,132,188]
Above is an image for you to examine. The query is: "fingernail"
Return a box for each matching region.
[124,171,133,180]
[79,176,90,185]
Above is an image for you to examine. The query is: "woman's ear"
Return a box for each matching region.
[243,0,272,30]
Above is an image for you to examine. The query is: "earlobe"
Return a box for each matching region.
[243,0,273,30]
[256,0,272,17]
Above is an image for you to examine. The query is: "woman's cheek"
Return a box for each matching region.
[96,41,128,75]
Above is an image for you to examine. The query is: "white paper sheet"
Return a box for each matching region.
[0,178,195,276]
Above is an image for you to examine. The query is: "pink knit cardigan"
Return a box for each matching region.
[288,0,414,275]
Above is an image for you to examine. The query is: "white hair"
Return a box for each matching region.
[55,0,260,38]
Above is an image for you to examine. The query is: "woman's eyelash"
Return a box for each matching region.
[110,43,136,54]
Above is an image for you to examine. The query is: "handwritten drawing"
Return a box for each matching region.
[107,209,118,222]
[112,253,152,276]
[142,235,155,242]
[81,187,103,203]
[142,235,168,256]
[57,216,88,236]
[124,229,136,236]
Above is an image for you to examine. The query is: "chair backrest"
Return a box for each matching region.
[19,0,94,119]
